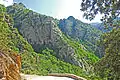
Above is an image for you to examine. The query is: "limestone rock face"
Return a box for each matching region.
[6,3,98,72]
[7,3,80,65]
[58,16,102,57]
[13,11,80,66]
[0,51,21,80]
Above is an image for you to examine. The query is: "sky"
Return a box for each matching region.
[0,0,102,23]
[0,0,13,6]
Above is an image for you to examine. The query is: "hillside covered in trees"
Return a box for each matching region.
[0,0,120,79]
[0,3,101,80]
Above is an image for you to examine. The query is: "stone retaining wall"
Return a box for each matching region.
[48,73,87,80]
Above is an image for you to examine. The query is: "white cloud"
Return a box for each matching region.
[55,0,102,23]
[0,0,13,6]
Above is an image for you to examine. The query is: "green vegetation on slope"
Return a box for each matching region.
[58,16,102,57]
[0,4,101,80]
[6,3,99,70]
[21,48,86,76]
[62,34,99,64]
[95,28,120,80]
[0,12,89,79]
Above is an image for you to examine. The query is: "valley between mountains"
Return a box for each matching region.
[0,2,120,80]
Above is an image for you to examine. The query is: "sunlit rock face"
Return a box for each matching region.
[6,3,95,72]
[58,16,103,57]
[0,51,21,80]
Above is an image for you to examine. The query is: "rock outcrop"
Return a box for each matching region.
[0,50,21,80]
[10,8,79,65]
[0,4,99,79]
[7,3,99,72]
[58,16,102,57]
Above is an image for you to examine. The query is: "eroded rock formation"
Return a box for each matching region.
[0,50,21,80]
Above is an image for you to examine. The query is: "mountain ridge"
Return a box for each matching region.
[0,4,99,79]
[58,16,103,57]
[0,3,105,80]
[7,3,99,69]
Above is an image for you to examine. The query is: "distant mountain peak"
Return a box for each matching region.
[13,2,26,8]
[67,16,75,21]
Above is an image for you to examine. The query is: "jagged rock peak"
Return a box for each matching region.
[67,16,75,21]
[13,2,26,8]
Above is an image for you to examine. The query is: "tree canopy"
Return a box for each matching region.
[0,4,6,13]
[80,0,120,27]
[81,0,120,79]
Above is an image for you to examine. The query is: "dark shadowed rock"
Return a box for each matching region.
[6,3,99,72]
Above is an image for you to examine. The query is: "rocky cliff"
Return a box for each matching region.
[7,3,99,72]
[0,50,21,80]
[58,16,102,57]
[0,3,102,79]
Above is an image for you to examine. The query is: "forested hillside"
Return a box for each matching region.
[6,3,99,70]
[0,3,101,80]
[80,0,120,79]
[1,0,119,79]
[58,16,103,57]
[95,28,120,79]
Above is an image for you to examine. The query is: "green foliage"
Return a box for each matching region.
[62,34,99,64]
[0,8,100,80]
[80,0,120,27]
[0,4,6,13]
[0,11,90,78]
[21,48,86,76]
[0,3,103,79]
[21,48,102,80]
[95,28,120,79]
[58,17,102,57]
[6,3,100,68]
[81,1,120,79]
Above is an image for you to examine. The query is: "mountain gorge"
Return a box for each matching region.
[6,3,99,69]
[0,4,99,79]
[1,2,120,80]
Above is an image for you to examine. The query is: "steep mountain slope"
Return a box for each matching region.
[0,4,98,79]
[6,3,99,73]
[91,23,112,32]
[58,16,102,56]
[91,17,120,33]
[90,18,120,57]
